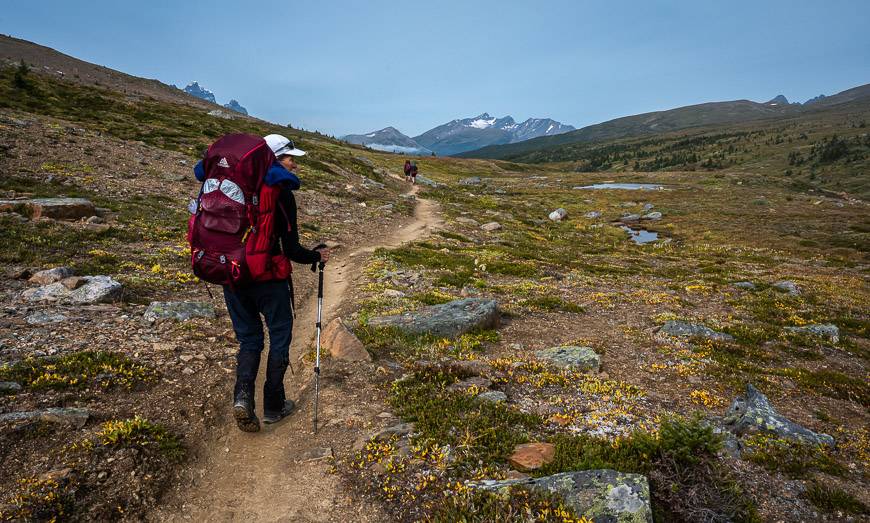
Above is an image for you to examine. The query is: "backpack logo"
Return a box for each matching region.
[218,157,230,168]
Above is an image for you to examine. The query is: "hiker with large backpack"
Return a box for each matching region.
[188,133,330,432]
[403,159,412,182]
[410,161,418,184]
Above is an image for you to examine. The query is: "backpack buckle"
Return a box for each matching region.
[219,255,226,264]
[252,195,259,206]
[196,250,205,260]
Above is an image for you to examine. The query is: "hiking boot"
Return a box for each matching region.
[263,400,296,424]
[233,390,260,433]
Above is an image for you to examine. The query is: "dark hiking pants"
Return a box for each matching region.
[223,280,293,413]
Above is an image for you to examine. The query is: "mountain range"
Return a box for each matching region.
[182,81,248,115]
[458,87,870,160]
[343,113,575,156]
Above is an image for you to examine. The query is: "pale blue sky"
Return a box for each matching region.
[3,1,869,137]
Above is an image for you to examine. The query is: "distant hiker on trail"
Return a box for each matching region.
[189,133,330,433]
[403,159,412,181]
[410,161,418,184]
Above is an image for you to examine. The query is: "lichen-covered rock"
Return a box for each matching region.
[459,177,482,185]
[723,384,834,446]
[583,211,602,219]
[0,382,22,394]
[732,281,756,290]
[480,221,502,231]
[29,267,74,285]
[536,346,600,372]
[26,310,68,325]
[640,211,662,220]
[368,298,499,339]
[658,321,734,341]
[474,469,652,522]
[785,323,839,343]
[772,280,801,295]
[144,301,216,322]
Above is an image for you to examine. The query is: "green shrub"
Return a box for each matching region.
[803,481,868,515]
[0,351,153,390]
[98,415,184,461]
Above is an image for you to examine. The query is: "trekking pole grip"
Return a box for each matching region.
[310,243,328,273]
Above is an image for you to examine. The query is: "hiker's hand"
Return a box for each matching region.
[316,247,331,263]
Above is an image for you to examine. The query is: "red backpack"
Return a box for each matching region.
[187,133,292,289]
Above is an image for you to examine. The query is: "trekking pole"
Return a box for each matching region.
[310,244,327,434]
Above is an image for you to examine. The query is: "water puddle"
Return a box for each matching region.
[574,183,665,190]
[620,225,659,244]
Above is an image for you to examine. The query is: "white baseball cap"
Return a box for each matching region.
[264,134,306,157]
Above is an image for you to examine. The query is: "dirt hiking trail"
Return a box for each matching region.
[154,183,442,522]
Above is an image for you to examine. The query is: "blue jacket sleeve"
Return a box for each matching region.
[194,160,206,182]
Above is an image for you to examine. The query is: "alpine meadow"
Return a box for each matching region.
[0,4,868,522]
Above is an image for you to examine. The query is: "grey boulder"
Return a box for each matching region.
[474,469,652,523]
[536,346,600,372]
[723,384,834,446]
[658,321,733,341]
[459,177,482,185]
[640,212,662,220]
[784,323,839,343]
[144,301,216,322]
[68,276,123,303]
[732,281,757,290]
[549,208,568,222]
[368,298,499,339]
[772,280,801,296]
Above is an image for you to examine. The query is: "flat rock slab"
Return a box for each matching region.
[29,267,74,285]
[724,384,834,446]
[144,301,216,322]
[732,281,756,290]
[322,318,371,362]
[508,442,555,471]
[0,407,90,428]
[480,221,502,231]
[0,382,22,394]
[536,346,600,372]
[659,320,734,341]
[785,323,839,343]
[475,469,653,523]
[459,177,482,185]
[368,298,499,339]
[26,310,68,325]
[26,198,95,220]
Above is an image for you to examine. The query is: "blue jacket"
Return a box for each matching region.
[193,160,301,190]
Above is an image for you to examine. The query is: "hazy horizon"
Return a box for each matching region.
[3,0,869,137]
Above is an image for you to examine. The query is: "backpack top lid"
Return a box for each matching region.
[203,134,276,194]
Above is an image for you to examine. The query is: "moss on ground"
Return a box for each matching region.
[0,351,153,390]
